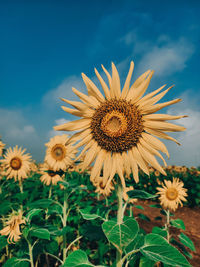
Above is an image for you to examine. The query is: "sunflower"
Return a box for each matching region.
[0,146,32,181]
[54,62,186,191]
[0,211,25,243]
[40,163,64,186]
[0,140,5,157]
[45,134,77,172]
[156,178,187,211]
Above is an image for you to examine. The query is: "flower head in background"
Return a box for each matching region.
[0,211,25,243]
[54,62,186,193]
[0,146,32,181]
[39,163,64,186]
[0,139,5,157]
[156,178,187,211]
[45,134,77,171]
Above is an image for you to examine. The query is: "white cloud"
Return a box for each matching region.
[165,92,200,167]
[47,118,71,139]
[42,76,84,109]
[136,37,194,76]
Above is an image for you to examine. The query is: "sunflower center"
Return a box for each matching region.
[48,170,56,177]
[10,157,22,170]
[101,111,127,137]
[166,188,178,200]
[91,99,143,152]
[51,144,66,161]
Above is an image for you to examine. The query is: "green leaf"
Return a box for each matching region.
[134,205,144,210]
[63,250,93,267]
[29,199,54,208]
[102,218,139,251]
[22,227,30,239]
[140,234,191,266]
[149,204,162,208]
[2,258,30,267]
[30,228,50,240]
[170,219,185,230]
[127,190,157,199]
[79,209,102,220]
[26,209,42,222]
[139,256,155,267]
[138,213,150,222]
[0,235,8,250]
[179,232,195,251]
[152,227,167,238]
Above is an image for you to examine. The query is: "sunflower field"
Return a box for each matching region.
[0,62,200,267]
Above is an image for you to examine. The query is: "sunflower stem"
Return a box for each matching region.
[62,189,68,263]
[165,209,170,243]
[116,181,123,267]
[19,180,23,193]
[27,240,34,267]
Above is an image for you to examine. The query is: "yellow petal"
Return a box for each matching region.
[74,134,93,149]
[81,73,105,102]
[126,71,154,102]
[61,106,82,117]
[143,121,186,132]
[101,64,114,98]
[133,70,151,88]
[65,128,91,145]
[75,139,96,161]
[139,85,174,109]
[128,150,139,183]
[136,84,166,105]
[143,114,187,121]
[141,98,182,114]
[54,118,91,131]
[72,87,99,108]
[137,144,166,175]
[111,62,121,98]
[142,132,170,157]
[139,138,167,166]
[61,98,87,111]
[144,128,181,145]
[90,149,107,181]
[80,142,100,171]
[94,68,111,99]
[131,146,149,175]
[121,61,134,98]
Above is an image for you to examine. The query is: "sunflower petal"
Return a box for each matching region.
[121,61,134,98]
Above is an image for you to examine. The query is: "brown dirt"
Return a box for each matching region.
[133,200,200,267]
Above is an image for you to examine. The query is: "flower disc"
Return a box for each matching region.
[10,157,22,170]
[91,99,143,152]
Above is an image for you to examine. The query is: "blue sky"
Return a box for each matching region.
[0,0,200,166]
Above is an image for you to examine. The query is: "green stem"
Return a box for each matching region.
[116,182,123,267]
[48,185,52,199]
[19,180,23,193]
[166,209,170,243]
[63,190,68,262]
[27,241,34,267]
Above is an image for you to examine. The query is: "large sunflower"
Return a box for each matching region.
[45,134,77,171]
[54,62,186,193]
[1,146,32,181]
[156,178,187,211]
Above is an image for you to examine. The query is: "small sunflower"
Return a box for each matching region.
[54,62,186,192]
[40,163,64,186]
[45,134,77,171]
[0,146,32,181]
[95,177,114,196]
[156,178,187,211]
[0,140,5,157]
[0,211,25,243]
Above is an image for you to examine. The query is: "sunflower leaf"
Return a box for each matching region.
[127,190,157,199]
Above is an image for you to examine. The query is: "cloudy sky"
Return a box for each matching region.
[0,0,200,166]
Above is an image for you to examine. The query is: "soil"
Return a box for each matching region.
[134,200,200,267]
